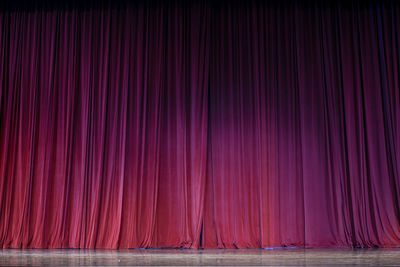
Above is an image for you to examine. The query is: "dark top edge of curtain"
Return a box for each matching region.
[0,0,397,12]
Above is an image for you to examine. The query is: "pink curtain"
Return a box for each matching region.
[1,1,400,248]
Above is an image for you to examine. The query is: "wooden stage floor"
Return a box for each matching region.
[1,248,400,266]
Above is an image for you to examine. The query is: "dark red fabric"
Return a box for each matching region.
[0,1,400,248]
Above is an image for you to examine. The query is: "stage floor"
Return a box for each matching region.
[1,248,400,266]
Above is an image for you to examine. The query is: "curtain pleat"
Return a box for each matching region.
[0,1,399,248]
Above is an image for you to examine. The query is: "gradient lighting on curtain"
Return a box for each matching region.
[0,1,399,248]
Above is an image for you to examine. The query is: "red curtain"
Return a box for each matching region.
[1,1,400,248]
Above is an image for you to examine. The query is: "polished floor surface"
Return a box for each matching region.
[1,248,400,266]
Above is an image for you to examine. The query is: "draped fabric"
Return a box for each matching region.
[0,1,399,248]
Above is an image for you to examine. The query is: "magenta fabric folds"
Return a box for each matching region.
[0,1,399,248]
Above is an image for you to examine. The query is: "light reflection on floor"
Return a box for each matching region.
[1,248,400,266]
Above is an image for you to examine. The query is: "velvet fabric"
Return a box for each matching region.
[0,1,399,248]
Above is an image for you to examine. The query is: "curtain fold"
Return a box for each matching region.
[0,1,399,248]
